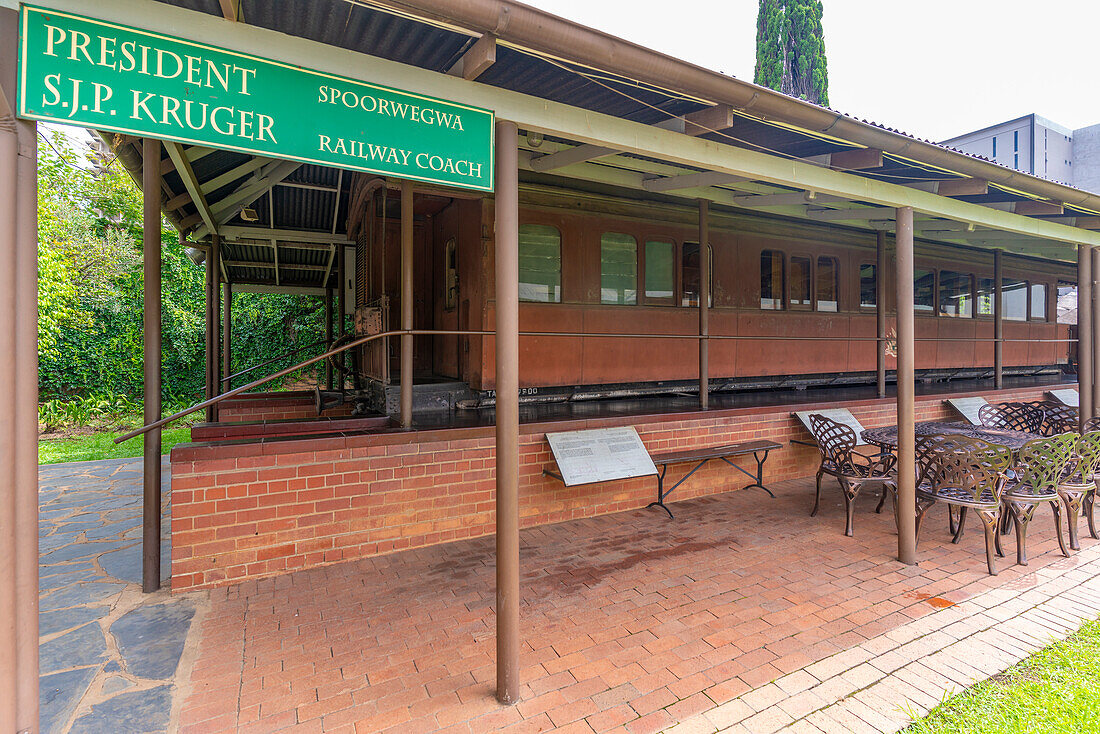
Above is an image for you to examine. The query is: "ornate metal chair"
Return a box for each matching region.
[977,402,1045,434]
[1001,433,1075,565]
[1060,430,1100,549]
[913,434,1011,575]
[1085,416,1100,433]
[808,414,896,537]
[1035,401,1079,437]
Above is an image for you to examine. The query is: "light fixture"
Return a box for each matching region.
[240,207,259,222]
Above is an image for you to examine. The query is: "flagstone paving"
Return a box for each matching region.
[37,458,207,734]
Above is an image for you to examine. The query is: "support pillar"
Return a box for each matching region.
[1,12,41,721]
[400,179,414,428]
[1092,248,1099,419]
[142,138,162,593]
[1080,246,1093,430]
[222,280,231,394]
[337,239,346,386]
[494,120,521,705]
[876,231,886,398]
[325,287,334,390]
[204,242,215,419]
[895,207,917,566]
[698,199,709,410]
[994,249,1003,390]
[210,234,221,421]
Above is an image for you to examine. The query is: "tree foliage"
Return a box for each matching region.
[753,0,829,107]
[37,130,329,404]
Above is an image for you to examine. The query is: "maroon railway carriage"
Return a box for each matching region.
[342,176,1074,408]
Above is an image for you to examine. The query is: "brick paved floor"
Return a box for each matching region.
[178,477,1100,734]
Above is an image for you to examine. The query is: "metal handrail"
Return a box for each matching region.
[221,339,326,384]
[115,327,1081,444]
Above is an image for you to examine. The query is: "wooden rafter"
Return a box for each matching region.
[164,142,217,234]
[447,34,496,80]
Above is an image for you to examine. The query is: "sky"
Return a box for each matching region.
[521,0,1097,142]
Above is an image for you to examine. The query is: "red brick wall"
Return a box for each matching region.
[217,392,352,423]
[170,384,1063,591]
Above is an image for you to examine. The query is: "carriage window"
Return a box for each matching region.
[760,250,785,310]
[977,278,995,316]
[816,257,838,312]
[681,242,713,307]
[1003,277,1027,321]
[859,264,876,308]
[914,269,935,312]
[518,224,561,303]
[645,240,674,301]
[1057,282,1077,324]
[600,232,637,305]
[939,271,973,317]
[790,256,811,308]
[1030,283,1047,321]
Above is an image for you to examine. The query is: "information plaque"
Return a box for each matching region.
[1050,389,1080,407]
[545,427,658,487]
[947,397,988,425]
[793,408,868,446]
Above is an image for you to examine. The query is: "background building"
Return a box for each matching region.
[943,113,1100,194]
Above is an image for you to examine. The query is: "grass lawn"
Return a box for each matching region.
[907,617,1100,733]
[39,426,193,465]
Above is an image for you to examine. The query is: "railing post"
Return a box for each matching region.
[494,120,521,705]
[400,179,414,428]
[876,230,886,398]
[1079,246,1093,430]
[325,286,334,390]
[994,249,1003,390]
[895,207,917,566]
[699,199,709,410]
[142,137,163,593]
[222,279,231,393]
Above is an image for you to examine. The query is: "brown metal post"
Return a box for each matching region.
[0,58,18,732]
[142,138,163,593]
[325,287,334,390]
[222,280,231,394]
[895,207,917,566]
[337,241,346,386]
[1080,246,1094,429]
[400,179,414,427]
[876,231,886,398]
[698,199,709,410]
[14,114,39,733]
[994,249,1003,390]
[204,244,214,419]
[1092,248,1099,419]
[494,120,521,705]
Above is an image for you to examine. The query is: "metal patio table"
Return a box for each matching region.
[861,421,1041,453]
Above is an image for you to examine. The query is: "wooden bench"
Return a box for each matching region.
[647,439,781,519]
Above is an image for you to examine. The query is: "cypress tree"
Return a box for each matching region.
[753,0,829,108]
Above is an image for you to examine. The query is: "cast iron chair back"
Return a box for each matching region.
[917,434,1012,505]
[977,402,1045,434]
[808,414,861,475]
[1069,431,1100,485]
[1009,433,1078,497]
[1085,416,1100,433]
[1035,401,1079,436]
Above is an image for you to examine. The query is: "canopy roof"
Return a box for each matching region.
[74,0,1100,291]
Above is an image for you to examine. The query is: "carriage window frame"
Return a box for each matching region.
[789,254,812,310]
[1030,282,1048,321]
[815,256,839,312]
[913,268,936,314]
[976,277,995,318]
[1003,277,1028,321]
[517,223,562,304]
[599,231,639,306]
[760,249,786,310]
[443,237,458,311]
[938,270,974,318]
[859,262,877,310]
[642,238,676,305]
[680,241,713,308]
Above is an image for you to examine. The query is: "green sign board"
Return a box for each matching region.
[17,5,495,191]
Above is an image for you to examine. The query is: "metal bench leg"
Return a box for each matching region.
[723,451,776,497]
[647,464,674,519]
